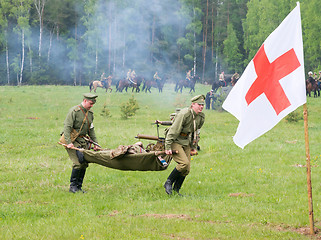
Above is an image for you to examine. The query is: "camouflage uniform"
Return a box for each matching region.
[164,95,205,195]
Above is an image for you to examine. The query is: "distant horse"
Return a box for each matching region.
[211,81,226,93]
[105,77,113,92]
[306,79,319,97]
[211,73,234,92]
[224,74,233,86]
[156,78,166,92]
[142,78,166,93]
[142,79,157,93]
[175,75,199,93]
[130,76,144,92]
[102,77,112,93]
[116,76,143,93]
[116,78,130,92]
[89,79,112,93]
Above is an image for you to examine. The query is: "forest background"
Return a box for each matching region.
[0,0,319,86]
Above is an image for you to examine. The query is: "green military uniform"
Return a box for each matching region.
[164,95,205,195]
[63,93,98,193]
[165,106,205,175]
[64,104,98,168]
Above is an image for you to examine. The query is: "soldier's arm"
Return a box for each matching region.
[155,120,172,126]
[165,113,184,150]
[63,109,76,144]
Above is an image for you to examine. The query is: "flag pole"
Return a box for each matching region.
[303,103,314,235]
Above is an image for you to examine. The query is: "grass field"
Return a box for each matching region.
[1,84,321,239]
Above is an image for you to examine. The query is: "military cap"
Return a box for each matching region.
[191,94,205,105]
[83,93,98,103]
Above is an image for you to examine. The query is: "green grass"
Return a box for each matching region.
[0,84,321,239]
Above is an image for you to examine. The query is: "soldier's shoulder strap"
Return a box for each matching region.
[72,105,81,112]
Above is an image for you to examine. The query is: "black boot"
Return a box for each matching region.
[173,175,185,196]
[69,169,80,193]
[164,168,181,195]
[77,168,86,193]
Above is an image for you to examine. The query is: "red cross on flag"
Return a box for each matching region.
[223,3,306,149]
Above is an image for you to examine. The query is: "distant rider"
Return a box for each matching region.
[186,69,192,82]
[219,71,226,86]
[154,71,161,81]
[100,72,106,81]
[307,71,315,84]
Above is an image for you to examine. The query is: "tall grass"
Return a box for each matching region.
[0,85,320,239]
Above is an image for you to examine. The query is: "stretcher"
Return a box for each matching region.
[59,142,172,171]
[81,148,172,171]
[59,120,173,171]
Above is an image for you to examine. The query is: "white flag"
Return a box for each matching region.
[222,3,306,149]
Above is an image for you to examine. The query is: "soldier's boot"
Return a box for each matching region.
[69,169,80,193]
[77,168,86,193]
[164,168,181,195]
[173,175,186,196]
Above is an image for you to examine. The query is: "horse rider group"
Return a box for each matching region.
[307,71,321,88]
[126,69,137,84]
[218,71,240,86]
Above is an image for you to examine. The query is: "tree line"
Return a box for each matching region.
[0,0,319,86]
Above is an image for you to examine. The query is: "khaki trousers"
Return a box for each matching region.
[171,142,191,176]
[66,141,88,169]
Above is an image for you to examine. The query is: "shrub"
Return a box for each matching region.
[285,110,303,122]
[100,102,111,118]
[120,95,140,119]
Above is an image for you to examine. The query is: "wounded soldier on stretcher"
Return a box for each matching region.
[74,142,172,172]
